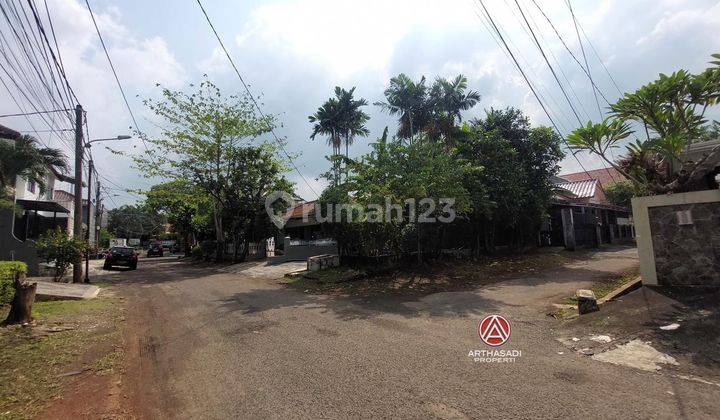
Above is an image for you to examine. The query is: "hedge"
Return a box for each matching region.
[0,261,27,306]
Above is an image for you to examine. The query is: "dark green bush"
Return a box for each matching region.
[0,261,27,306]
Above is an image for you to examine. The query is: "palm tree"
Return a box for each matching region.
[376,73,480,145]
[334,86,370,159]
[431,74,481,130]
[309,98,341,183]
[0,134,69,197]
[309,87,370,183]
[375,73,430,143]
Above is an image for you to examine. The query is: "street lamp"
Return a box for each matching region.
[82,134,131,283]
[84,134,132,147]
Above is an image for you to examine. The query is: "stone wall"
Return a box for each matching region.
[632,190,720,286]
[648,202,720,286]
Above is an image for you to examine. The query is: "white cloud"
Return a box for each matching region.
[0,0,188,206]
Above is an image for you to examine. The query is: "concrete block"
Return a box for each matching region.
[307,254,339,272]
[576,289,599,315]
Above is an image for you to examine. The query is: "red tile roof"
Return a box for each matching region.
[288,200,316,219]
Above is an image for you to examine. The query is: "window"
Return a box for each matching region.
[27,180,35,193]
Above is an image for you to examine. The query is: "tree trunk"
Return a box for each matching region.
[4,272,36,325]
[183,232,192,257]
[416,223,422,264]
[212,201,224,262]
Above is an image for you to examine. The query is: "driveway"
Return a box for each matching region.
[109,248,719,419]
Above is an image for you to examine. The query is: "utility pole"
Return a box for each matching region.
[73,104,84,283]
[84,159,93,283]
[95,179,101,247]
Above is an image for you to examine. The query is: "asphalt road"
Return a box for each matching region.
[115,251,720,419]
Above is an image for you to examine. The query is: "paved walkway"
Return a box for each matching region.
[32,278,100,300]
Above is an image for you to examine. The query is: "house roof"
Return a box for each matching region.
[555,179,598,199]
[558,167,625,189]
[288,200,316,219]
[16,198,70,213]
[0,124,21,140]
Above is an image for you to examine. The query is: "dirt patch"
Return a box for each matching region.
[284,249,573,297]
[0,295,125,419]
[555,286,720,382]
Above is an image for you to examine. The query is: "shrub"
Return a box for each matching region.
[35,228,86,282]
[190,245,204,260]
[0,261,27,306]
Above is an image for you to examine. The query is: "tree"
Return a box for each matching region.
[107,204,166,241]
[35,228,86,282]
[375,73,480,144]
[309,86,370,184]
[221,144,293,262]
[567,53,720,193]
[457,108,564,252]
[132,78,280,261]
[0,134,68,209]
[375,74,431,143]
[145,180,203,257]
[319,128,475,262]
[605,181,647,208]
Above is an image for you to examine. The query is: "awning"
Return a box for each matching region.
[16,199,71,213]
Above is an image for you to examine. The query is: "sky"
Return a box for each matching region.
[1,0,719,207]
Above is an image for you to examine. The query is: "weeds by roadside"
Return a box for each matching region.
[284,251,572,297]
[560,267,640,306]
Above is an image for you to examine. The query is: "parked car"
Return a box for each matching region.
[104,246,138,270]
[147,244,164,257]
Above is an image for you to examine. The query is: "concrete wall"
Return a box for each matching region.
[277,237,338,262]
[0,209,40,275]
[632,190,720,286]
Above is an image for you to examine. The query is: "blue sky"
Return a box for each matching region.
[2,0,719,206]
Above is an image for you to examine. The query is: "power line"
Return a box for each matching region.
[566,0,601,120]
[475,0,599,189]
[565,0,617,183]
[194,0,319,199]
[528,0,613,106]
[83,0,152,156]
[0,108,72,118]
[513,0,582,126]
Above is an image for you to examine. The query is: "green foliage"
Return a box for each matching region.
[0,261,27,306]
[458,108,564,250]
[375,73,480,143]
[309,86,370,184]
[35,228,86,282]
[605,181,646,208]
[145,180,204,256]
[0,134,68,209]
[98,228,113,249]
[106,204,166,241]
[131,78,292,262]
[320,129,476,257]
[0,134,68,192]
[568,53,720,193]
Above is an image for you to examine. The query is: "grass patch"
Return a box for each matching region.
[285,251,572,297]
[561,267,640,306]
[0,296,123,419]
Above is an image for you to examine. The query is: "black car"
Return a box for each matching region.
[104,246,138,270]
[147,244,164,257]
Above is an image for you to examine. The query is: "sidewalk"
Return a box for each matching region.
[30,277,100,300]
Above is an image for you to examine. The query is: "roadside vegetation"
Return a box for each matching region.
[285,249,572,297]
[0,296,124,419]
[560,267,641,306]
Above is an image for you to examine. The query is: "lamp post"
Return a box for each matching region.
[82,135,131,283]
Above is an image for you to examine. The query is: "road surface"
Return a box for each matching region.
[113,251,719,419]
